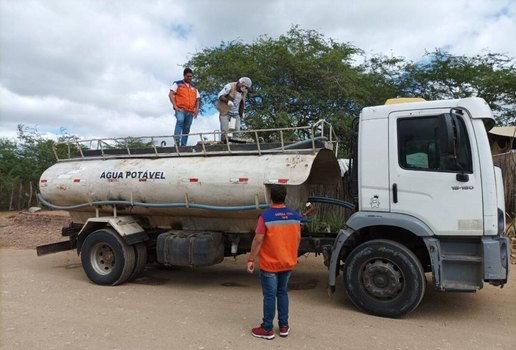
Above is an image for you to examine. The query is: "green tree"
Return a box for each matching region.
[0,138,19,209]
[187,27,374,144]
[400,50,516,125]
[188,28,515,134]
[114,137,154,149]
[0,125,75,210]
[15,125,57,182]
[361,55,414,102]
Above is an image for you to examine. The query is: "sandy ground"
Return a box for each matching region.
[0,210,70,249]
[1,211,515,350]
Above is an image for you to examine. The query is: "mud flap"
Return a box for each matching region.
[328,227,355,292]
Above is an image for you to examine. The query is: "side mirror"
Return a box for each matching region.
[439,110,468,180]
[438,110,463,157]
[438,114,455,155]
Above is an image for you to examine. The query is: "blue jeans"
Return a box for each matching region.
[260,270,292,331]
[174,110,194,146]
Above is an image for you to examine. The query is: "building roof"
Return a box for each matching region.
[489,126,516,138]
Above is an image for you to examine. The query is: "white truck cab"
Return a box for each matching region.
[328,97,509,317]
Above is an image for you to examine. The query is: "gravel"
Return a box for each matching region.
[0,210,71,249]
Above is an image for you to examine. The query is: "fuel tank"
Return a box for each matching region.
[39,149,340,232]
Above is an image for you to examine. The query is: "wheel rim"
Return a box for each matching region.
[360,259,404,300]
[90,242,116,275]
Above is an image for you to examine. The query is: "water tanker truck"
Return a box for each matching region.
[37,97,510,317]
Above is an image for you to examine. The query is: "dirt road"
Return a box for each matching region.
[1,248,515,350]
[1,211,515,349]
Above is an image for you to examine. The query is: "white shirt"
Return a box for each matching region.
[218,83,242,114]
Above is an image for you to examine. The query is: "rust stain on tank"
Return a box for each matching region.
[285,155,305,169]
[57,185,68,191]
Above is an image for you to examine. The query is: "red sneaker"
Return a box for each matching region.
[251,326,275,340]
[279,326,290,337]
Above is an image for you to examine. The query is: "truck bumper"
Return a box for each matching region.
[424,235,510,291]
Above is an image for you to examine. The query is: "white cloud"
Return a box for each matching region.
[0,84,219,143]
[0,0,514,142]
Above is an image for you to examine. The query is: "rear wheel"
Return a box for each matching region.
[343,239,426,318]
[80,228,136,286]
[128,243,148,281]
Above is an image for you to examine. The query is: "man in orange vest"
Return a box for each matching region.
[247,184,301,340]
[168,68,200,147]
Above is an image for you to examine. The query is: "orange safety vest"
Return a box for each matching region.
[259,205,301,272]
[173,80,198,113]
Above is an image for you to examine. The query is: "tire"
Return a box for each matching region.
[80,228,136,286]
[344,239,426,318]
[128,243,148,282]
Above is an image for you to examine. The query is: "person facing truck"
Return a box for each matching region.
[169,68,200,147]
[246,184,301,340]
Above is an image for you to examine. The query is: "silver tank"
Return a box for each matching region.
[39,149,340,233]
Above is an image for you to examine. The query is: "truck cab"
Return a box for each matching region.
[328,97,509,317]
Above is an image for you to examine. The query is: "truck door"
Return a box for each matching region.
[388,110,483,236]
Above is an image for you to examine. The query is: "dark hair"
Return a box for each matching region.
[270,184,287,204]
[183,68,193,75]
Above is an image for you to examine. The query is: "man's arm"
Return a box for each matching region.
[247,233,264,273]
[168,90,177,111]
[194,95,200,117]
[238,99,245,116]
[218,84,231,102]
[193,88,201,117]
[301,203,315,217]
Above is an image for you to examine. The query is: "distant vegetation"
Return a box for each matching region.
[188,26,515,133]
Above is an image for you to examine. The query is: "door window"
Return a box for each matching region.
[397,115,472,173]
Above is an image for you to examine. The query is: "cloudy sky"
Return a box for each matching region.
[1,0,515,143]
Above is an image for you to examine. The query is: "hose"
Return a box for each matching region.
[307,196,355,210]
[37,194,353,215]
[273,136,328,150]
[37,193,269,211]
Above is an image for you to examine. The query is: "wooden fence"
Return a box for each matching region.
[493,151,516,217]
[0,181,38,211]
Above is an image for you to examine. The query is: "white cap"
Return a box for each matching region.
[238,77,252,88]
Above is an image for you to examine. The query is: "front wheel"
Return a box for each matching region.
[343,239,426,318]
[80,228,136,286]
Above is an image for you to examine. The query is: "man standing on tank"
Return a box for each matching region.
[216,77,252,143]
[246,184,301,340]
[169,68,200,147]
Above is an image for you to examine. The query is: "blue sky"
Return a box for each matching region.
[0,0,514,143]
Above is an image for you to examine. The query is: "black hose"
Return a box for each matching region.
[307,196,355,210]
[273,136,328,150]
